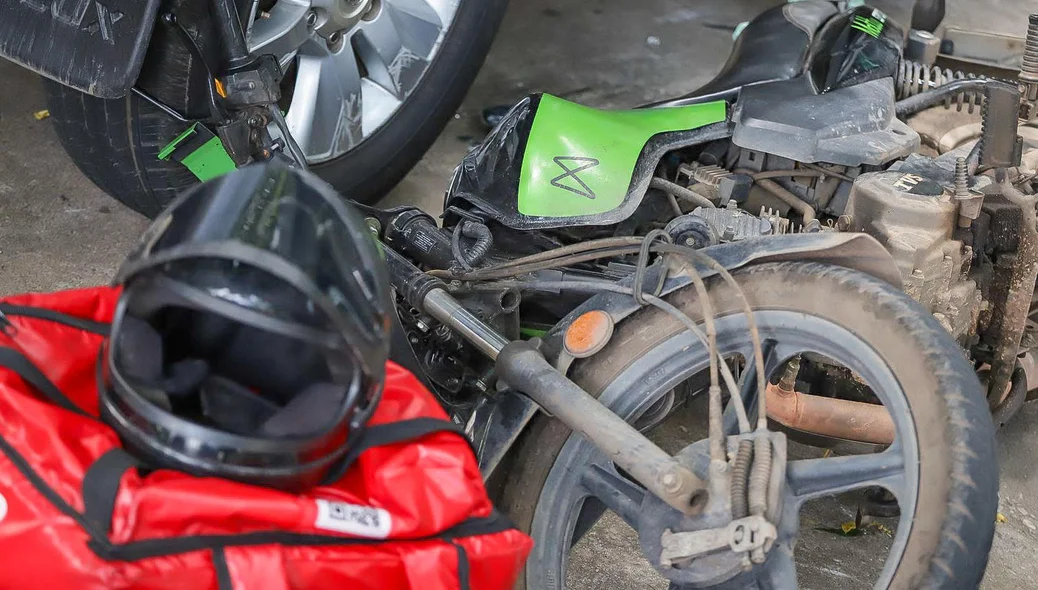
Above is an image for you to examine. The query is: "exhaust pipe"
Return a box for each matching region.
[766,381,895,446]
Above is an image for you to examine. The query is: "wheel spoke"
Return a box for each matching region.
[359,78,403,133]
[579,462,646,529]
[386,0,445,27]
[757,543,798,589]
[276,0,458,163]
[247,0,312,62]
[786,449,906,503]
[416,0,460,26]
[286,40,365,161]
[354,3,432,97]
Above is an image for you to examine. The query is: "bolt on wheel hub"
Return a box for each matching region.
[312,0,375,38]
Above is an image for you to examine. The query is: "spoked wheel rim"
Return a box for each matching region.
[247,0,462,163]
[527,310,920,589]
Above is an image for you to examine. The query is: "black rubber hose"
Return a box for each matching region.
[444,237,644,276]
[992,366,1028,429]
[451,221,494,271]
[464,222,494,264]
[442,245,644,281]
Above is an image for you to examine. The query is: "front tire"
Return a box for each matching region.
[500,262,997,589]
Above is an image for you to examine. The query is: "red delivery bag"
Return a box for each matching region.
[0,286,531,589]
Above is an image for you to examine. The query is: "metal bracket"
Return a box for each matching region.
[222,55,284,107]
[659,515,778,567]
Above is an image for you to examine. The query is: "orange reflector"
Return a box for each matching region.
[214,78,227,98]
[564,310,614,358]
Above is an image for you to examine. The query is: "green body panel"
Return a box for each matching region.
[517,95,726,218]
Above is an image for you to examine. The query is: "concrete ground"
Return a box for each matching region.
[0,0,1036,588]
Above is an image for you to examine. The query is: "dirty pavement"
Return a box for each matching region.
[0,0,1035,588]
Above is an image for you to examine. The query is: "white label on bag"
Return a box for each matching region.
[314,499,392,538]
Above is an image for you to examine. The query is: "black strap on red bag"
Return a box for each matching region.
[0,347,90,417]
[82,448,139,535]
[0,303,110,336]
[321,417,473,484]
[0,303,107,416]
[79,418,473,534]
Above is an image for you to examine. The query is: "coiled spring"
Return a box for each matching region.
[895,60,985,113]
[1024,14,1038,84]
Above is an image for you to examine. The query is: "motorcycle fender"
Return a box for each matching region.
[0,0,162,98]
[475,233,900,478]
[544,233,902,351]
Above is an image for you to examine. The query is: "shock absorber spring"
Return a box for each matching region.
[1019,14,1038,119]
[895,60,986,113]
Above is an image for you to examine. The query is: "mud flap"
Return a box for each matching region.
[0,0,162,98]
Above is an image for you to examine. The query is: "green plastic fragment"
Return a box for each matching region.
[157,122,200,161]
[179,137,238,182]
[158,123,237,182]
[519,326,549,339]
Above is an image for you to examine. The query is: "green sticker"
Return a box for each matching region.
[851,15,884,38]
[517,95,726,218]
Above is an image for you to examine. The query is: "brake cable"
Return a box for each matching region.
[463,232,775,535]
[471,277,750,438]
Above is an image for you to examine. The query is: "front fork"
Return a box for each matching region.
[151,0,308,176]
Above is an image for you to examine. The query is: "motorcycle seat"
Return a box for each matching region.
[686,1,838,100]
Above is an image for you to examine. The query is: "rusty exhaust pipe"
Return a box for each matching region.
[765,359,895,445]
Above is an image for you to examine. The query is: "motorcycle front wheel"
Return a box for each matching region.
[499,262,997,589]
[42,0,507,218]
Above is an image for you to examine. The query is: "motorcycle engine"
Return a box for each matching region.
[844,166,983,340]
[668,147,994,345]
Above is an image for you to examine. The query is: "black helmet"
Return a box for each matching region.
[101,161,392,490]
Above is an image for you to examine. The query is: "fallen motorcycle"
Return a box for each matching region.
[7,0,1014,587]
[343,3,1020,586]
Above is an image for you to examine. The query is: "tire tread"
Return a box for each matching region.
[501,262,997,589]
